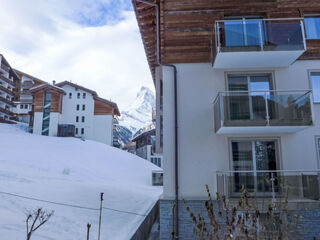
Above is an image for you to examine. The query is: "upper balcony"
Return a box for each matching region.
[213,18,306,69]
[213,90,313,134]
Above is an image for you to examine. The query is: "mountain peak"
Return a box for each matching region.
[119,86,155,134]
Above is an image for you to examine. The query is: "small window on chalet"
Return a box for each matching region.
[20,104,24,109]
[24,104,28,109]
[82,104,85,111]
[77,93,80,99]
[81,128,84,134]
[75,128,78,134]
[82,116,85,122]
[83,93,86,99]
[76,104,80,111]
[76,116,79,122]
[69,93,72,99]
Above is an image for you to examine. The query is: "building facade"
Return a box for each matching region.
[132,128,163,167]
[0,54,19,121]
[133,1,320,239]
[30,81,120,146]
[13,70,46,124]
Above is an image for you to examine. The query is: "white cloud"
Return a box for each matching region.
[0,0,154,110]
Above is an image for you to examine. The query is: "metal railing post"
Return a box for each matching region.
[265,91,270,126]
[300,20,307,50]
[217,22,221,53]
[258,21,264,51]
[219,93,224,127]
[271,172,276,204]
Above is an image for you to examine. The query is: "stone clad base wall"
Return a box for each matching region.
[160,199,320,240]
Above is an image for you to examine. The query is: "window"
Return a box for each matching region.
[82,116,85,122]
[69,93,72,99]
[227,73,273,120]
[20,104,24,109]
[83,93,86,99]
[41,90,52,136]
[305,16,320,39]
[24,104,28,109]
[76,104,80,111]
[310,72,320,102]
[76,116,79,122]
[230,139,279,193]
[81,128,84,134]
[77,93,80,99]
[75,128,78,134]
[82,104,85,111]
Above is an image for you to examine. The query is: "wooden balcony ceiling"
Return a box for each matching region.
[133,0,320,82]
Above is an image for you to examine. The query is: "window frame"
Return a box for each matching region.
[69,93,72,99]
[228,137,283,172]
[76,116,79,122]
[82,104,85,111]
[82,116,85,122]
[308,70,320,103]
[81,128,84,135]
[77,92,80,99]
[83,93,86,99]
[76,104,80,111]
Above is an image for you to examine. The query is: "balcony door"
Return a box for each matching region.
[227,74,272,124]
[231,139,279,194]
[224,17,264,47]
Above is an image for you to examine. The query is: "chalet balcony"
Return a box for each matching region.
[0,95,13,106]
[213,18,306,69]
[0,106,13,116]
[0,84,14,95]
[213,90,313,134]
[216,170,320,202]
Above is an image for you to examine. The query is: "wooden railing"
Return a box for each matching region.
[0,106,13,116]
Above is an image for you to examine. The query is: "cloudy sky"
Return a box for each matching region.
[0,0,154,110]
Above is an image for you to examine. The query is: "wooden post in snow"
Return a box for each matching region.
[87,223,91,240]
[98,192,104,240]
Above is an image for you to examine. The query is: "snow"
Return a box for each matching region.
[120,86,155,134]
[0,123,162,240]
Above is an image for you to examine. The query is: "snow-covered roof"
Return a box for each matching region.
[30,83,65,93]
[132,127,155,142]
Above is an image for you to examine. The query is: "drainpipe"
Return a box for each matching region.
[133,0,179,238]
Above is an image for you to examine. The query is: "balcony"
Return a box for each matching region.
[213,18,306,69]
[216,170,320,202]
[0,106,13,116]
[213,90,313,134]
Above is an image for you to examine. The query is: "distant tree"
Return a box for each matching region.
[26,208,54,240]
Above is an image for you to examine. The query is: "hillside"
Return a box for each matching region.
[0,123,162,240]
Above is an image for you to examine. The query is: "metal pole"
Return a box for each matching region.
[87,223,91,240]
[98,192,104,240]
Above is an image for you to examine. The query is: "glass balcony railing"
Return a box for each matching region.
[216,170,320,201]
[215,18,306,53]
[213,90,313,133]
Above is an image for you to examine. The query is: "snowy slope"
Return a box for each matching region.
[0,123,162,240]
[120,87,155,134]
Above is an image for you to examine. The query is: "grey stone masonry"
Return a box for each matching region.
[160,199,320,240]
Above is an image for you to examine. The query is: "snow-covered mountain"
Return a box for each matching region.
[119,86,155,135]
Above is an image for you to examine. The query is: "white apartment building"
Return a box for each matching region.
[30,81,120,146]
[134,1,320,239]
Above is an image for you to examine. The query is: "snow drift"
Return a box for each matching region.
[0,123,162,240]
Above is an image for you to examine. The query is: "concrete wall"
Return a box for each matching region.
[33,112,43,135]
[48,112,60,136]
[92,115,113,145]
[161,60,320,199]
[160,199,320,240]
